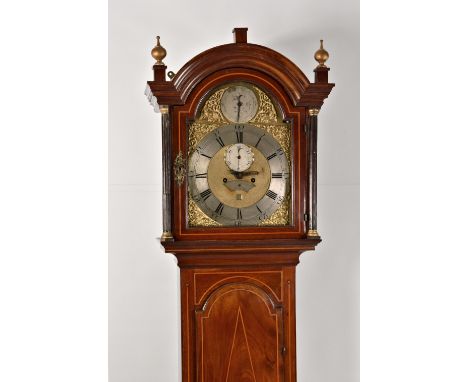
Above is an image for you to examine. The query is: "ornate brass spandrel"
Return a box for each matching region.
[260,123,291,163]
[173,151,186,186]
[198,88,227,123]
[250,88,280,124]
[259,194,290,226]
[188,121,219,156]
[188,198,221,227]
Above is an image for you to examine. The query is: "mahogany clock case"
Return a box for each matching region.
[144,28,336,382]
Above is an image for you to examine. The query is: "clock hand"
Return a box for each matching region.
[241,170,259,176]
[236,95,243,122]
[229,170,259,179]
[231,170,243,179]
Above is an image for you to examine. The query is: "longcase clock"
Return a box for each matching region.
[145,28,334,382]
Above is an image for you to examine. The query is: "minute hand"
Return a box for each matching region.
[236,95,243,122]
[230,170,259,179]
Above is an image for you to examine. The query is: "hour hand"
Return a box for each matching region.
[241,170,259,176]
[229,170,259,179]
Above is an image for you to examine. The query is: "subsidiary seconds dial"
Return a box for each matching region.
[224,143,254,172]
[220,85,259,123]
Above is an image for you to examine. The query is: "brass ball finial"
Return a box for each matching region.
[314,39,329,68]
[151,36,167,65]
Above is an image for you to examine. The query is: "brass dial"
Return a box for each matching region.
[188,124,289,226]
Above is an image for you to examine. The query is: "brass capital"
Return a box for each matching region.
[159,105,169,114]
[309,108,320,116]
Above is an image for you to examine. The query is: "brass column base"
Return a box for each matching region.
[306,229,320,238]
[160,231,174,242]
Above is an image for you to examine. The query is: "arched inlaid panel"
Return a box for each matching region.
[195,282,284,382]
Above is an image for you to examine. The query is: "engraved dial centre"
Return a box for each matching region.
[208,144,271,209]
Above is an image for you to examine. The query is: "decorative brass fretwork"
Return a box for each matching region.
[259,194,290,226]
[250,89,279,124]
[260,124,291,163]
[188,198,221,227]
[198,88,226,123]
[188,121,218,156]
[173,151,186,186]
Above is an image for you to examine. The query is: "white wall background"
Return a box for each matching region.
[109,0,359,381]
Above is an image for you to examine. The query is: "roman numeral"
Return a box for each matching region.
[215,202,224,215]
[237,208,243,220]
[215,134,225,147]
[272,173,283,178]
[256,205,262,213]
[200,153,212,159]
[199,189,212,201]
[195,173,207,178]
[254,134,264,148]
[267,152,277,161]
[266,190,277,200]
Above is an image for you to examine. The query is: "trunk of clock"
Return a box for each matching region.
[190,267,291,382]
[163,239,319,382]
